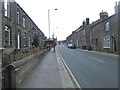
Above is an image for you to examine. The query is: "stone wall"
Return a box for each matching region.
[0,1,2,48]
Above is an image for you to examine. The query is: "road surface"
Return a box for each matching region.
[57,45,118,88]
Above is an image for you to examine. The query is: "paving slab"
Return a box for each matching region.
[19,48,75,88]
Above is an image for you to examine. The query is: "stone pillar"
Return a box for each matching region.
[2,65,16,88]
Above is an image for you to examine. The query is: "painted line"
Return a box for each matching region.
[88,56,105,63]
[56,53,75,88]
[79,49,118,58]
[18,80,22,84]
[79,53,85,56]
[56,48,81,89]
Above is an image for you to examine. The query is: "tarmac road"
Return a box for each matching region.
[57,45,118,88]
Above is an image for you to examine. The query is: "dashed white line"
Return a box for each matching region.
[88,56,105,63]
[79,53,85,56]
[18,80,22,84]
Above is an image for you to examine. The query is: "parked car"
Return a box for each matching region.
[68,44,76,49]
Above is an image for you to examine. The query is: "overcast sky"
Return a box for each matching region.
[15,0,119,40]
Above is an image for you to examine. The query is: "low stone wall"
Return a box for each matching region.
[2,49,48,88]
[3,48,44,67]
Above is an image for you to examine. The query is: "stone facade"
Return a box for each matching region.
[1,0,45,53]
[89,13,118,54]
[118,2,120,55]
[66,3,119,54]
[0,1,2,48]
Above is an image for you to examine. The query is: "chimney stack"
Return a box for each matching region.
[99,10,108,19]
[114,1,118,14]
[118,1,120,12]
[86,18,89,25]
[82,20,85,27]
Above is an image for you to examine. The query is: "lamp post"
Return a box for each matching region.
[52,27,58,39]
[48,8,58,50]
[48,8,58,39]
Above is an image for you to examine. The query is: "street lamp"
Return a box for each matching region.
[52,27,58,39]
[48,8,58,40]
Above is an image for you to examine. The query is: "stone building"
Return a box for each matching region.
[1,0,45,53]
[67,18,90,49]
[118,1,120,55]
[89,11,118,54]
[0,1,2,48]
[0,0,3,68]
[66,2,119,54]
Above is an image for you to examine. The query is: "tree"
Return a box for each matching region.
[32,34,39,47]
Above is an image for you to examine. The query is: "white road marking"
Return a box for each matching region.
[88,56,105,63]
[79,53,85,56]
[56,48,81,88]
[18,80,22,84]
[56,52,75,88]
[44,64,48,68]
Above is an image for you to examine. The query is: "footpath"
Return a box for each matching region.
[19,48,75,88]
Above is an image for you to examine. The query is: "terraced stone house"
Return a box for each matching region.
[1,0,45,54]
[66,1,119,54]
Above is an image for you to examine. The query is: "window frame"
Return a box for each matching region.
[105,21,110,32]
[4,0,10,18]
[103,35,110,48]
[22,16,26,28]
[4,26,11,46]
[23,33,26,47]
[17,9,20,24]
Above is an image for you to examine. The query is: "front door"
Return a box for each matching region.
[113,37,117,52]
[17,32,20,49]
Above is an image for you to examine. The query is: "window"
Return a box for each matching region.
[103,36,110,48]
[83,30,85,36]
[92,28,95,35]
[23,17,26,28]
[105,21,109,32]
[90,32,92,45]
[23,33,26,47]
[4,26,10,46]
[4,0,10,18]
[17,32,20,49]
[28,36,31,48]
[4,0,7,16]
[17,9,20,24]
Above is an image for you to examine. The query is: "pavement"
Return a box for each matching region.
[19,48,75,88]
[0,66,1,90]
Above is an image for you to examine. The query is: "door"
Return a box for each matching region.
[17,32,20,49]
[113,37,117,52]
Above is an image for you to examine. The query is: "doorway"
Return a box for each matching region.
[17,32,20,49]
[113,37,117,53]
